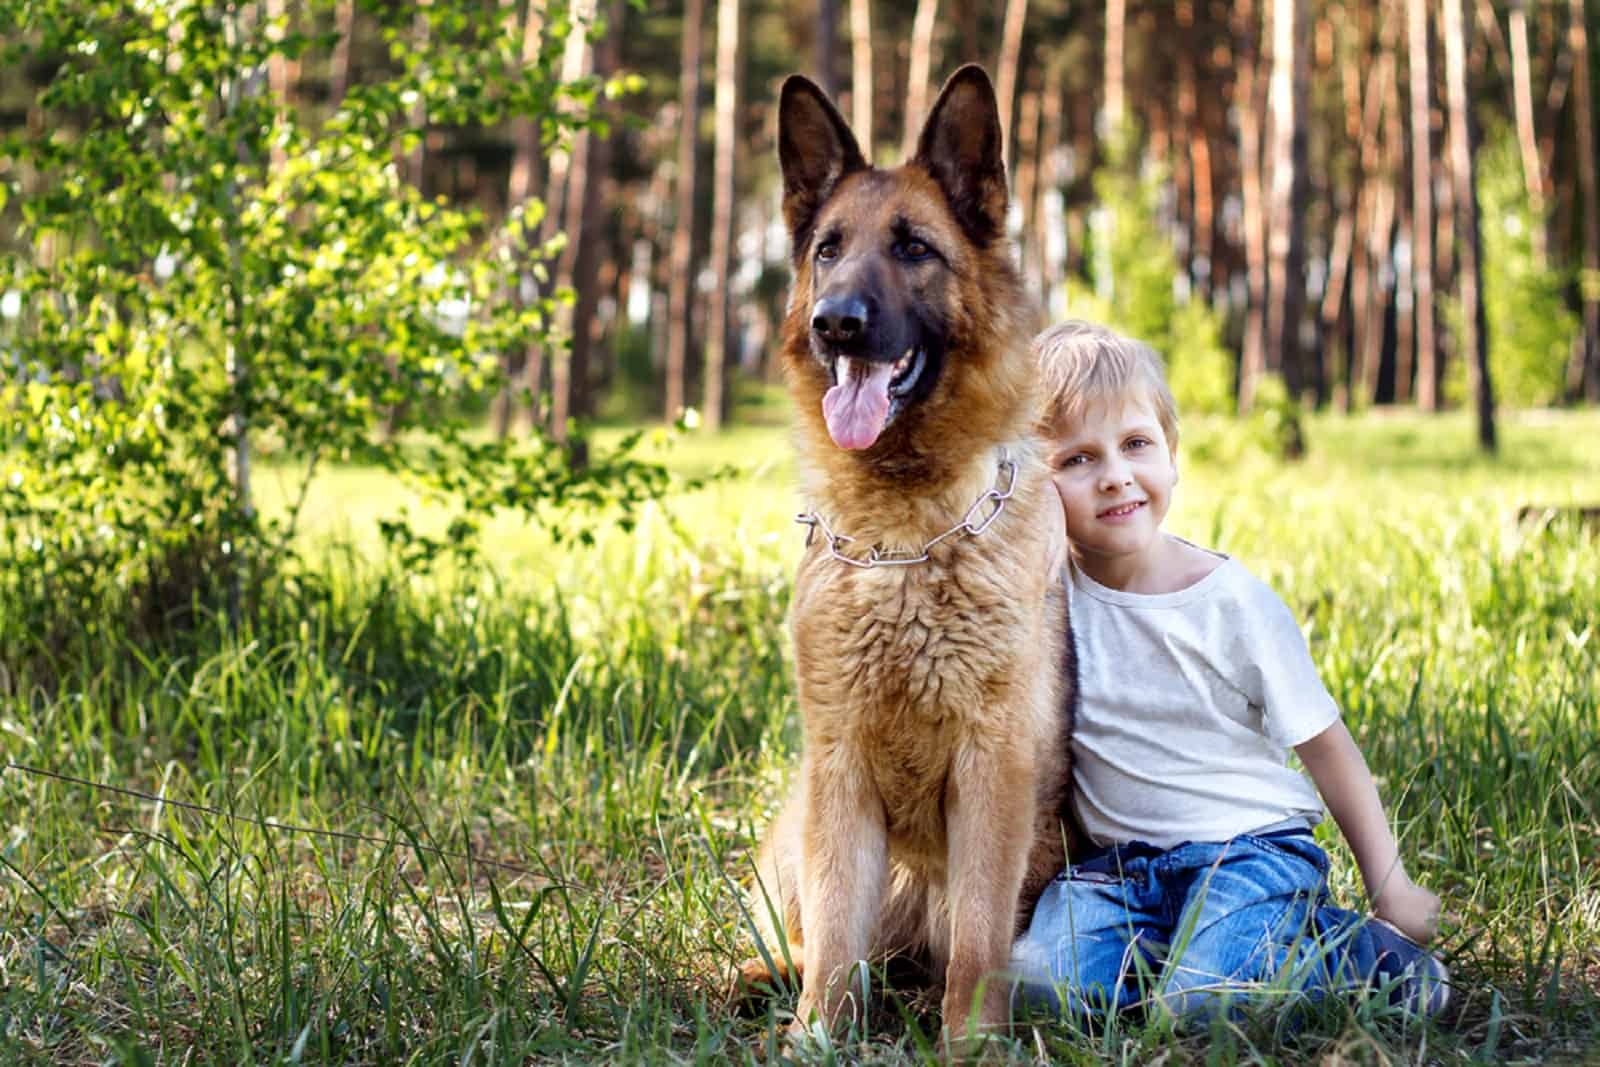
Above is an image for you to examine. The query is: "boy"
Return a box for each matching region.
[1010,320,1448,1019]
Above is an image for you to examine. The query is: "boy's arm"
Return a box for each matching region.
[1296,720,1441,944]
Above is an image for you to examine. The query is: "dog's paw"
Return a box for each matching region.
[727,956,794,1014]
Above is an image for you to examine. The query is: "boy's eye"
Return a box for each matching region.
[1058,454,1089,469]
[1126,436,1151,450]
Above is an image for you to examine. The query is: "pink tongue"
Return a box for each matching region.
[822,360,895,450]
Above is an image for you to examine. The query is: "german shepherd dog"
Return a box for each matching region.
[739,66,1076,1042]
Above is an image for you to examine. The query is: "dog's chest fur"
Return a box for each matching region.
[790,500,1055,869]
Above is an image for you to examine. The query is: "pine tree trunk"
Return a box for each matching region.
[497,0,546,440]
[1568,0,1600,401]
[702,0,741,430]
[545,0,598,441]
[1509,0,1547,264]
[1036,64,1064,311]
[265,0,291,172]
[1349,17,1394,409]
[548,123,591,443]
[849,0,873,159]
[405,2,430,192]
[1406,0,1436,408]
[1264,0,1309,399]
[816,0,838,100]
[903,0,940,157]
[1174,0,1200,300]
[1105,0,1127,135]
[329,0,356,108]
[1360,3,1405,407]
[995,0,1029,173]
[1236,0,1270,410]
[664,0,704,423]
[1443,0,1495,449]
[1015,77,1042,291]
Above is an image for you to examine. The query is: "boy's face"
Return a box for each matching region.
[1045,396,1178,582]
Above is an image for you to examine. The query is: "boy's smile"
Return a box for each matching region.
[1096,500,1147,521]
[1046,396,1180,591]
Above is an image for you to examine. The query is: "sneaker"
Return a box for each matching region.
[1364,918,1451,1017]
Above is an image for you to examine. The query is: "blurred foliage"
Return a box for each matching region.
[1063,127,1236,419]
[1444,126,1579,410]
[0,0,677,654]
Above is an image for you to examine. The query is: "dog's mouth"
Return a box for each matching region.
[822,347,932,450]
[828,347,926,394]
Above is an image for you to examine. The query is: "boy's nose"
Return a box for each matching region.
[1099,464,1133,491]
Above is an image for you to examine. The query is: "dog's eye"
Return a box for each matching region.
[899,239,932,260]
[816,240,840,262]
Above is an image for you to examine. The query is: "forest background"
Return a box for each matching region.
[1,0,1598,1063]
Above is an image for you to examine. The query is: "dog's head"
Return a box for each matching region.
[778,65,1032,476]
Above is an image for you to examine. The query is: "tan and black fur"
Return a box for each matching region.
[739,67,1078,1042]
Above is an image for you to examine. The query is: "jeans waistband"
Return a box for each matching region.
[1073,826,1318,875]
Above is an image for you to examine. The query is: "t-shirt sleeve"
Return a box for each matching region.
[1230,577,1342,749]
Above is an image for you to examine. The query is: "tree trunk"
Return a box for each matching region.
[1433,93,1456,395]
[1509,0,1547,264]
[1406,0,1436,408]
[816,0,838,100]
[1568,0,1600,401]
[549,0,620,453]
[328,0,356,107]
[1541,6,1575,267]
[1105,0,1127,136]
[1014,75,1042,292]
[1349,17,1394,409]
[265,0,292,171]
[702,0,741,430]
[849,0,873,159]
[497,0,546,439]
[903,0,940,157]
[546,0,601,442]
[547,122,592,443]
[1443,0,1495,449]
[405,2,430,192]
[542,0,596,253]
[1174,0,1201,299]
[506,1,546,212]
[664,0,704,423]
[1236,0,1271,410]
[1036,63,1065,313]
[995,0,1029,173]
[1360,0,1405,407]
[1264,0,1309,399]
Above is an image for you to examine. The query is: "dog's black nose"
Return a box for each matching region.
[812,295,870,346]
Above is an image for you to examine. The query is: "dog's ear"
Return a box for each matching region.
[913,65,1007,245]
[778,75,867,258]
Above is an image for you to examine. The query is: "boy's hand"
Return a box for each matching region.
[1373,878,1441,945]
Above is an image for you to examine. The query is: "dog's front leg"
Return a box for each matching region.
[941,741,1034,1042]
[795,751,888,1034]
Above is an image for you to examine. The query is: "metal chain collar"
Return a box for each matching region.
[795,451,1018,569]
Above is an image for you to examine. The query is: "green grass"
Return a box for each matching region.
[2,407,1598,1064]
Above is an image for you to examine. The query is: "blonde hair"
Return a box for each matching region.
[1033,320,1180,449]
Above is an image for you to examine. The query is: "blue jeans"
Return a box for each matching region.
[1009,831,1433,1018]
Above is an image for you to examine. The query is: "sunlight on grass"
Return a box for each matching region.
[4,406,1597,1063]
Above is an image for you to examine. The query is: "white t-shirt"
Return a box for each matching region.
[1066,550,1341,849]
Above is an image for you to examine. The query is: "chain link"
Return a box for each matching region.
[795,451,1018,569]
